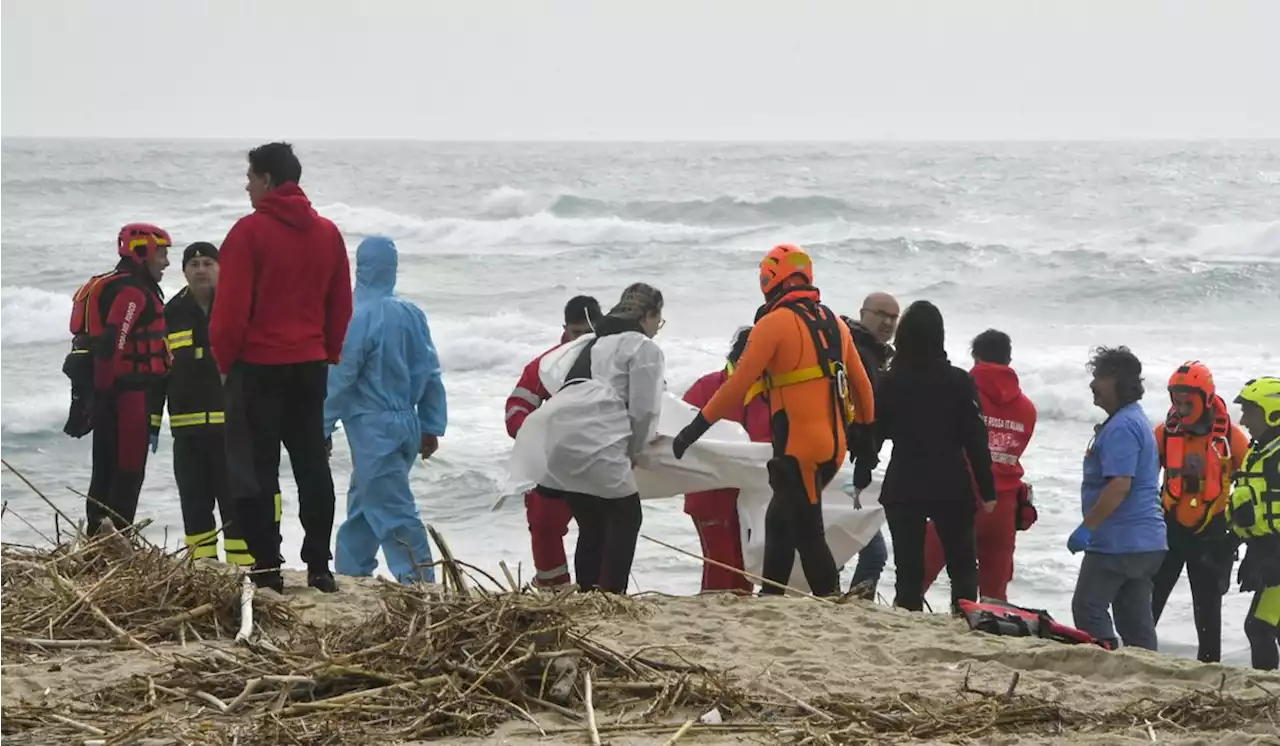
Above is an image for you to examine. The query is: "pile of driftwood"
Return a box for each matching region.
[2,527,1280,742]
[0,530,736,744]
[1,514,1277,744]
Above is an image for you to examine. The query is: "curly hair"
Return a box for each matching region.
[1087,345,1145,405]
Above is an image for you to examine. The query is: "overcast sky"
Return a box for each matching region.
[3,0,1278,140]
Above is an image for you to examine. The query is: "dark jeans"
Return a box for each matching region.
[1072,550,1166,651]
[563,492,642,594]
[1150,519,1237,662]
[849,529,887,598]
[885,499,977,611]
[224,361,336,572]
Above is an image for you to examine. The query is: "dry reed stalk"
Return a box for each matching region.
[3,507,1279,745]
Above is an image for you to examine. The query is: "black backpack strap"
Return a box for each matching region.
[560,339,599,391]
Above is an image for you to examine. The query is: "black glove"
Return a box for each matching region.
[672,413,712,460]
[852,460,873,491]
[846,422,879,470]
[1238,547,1262,593]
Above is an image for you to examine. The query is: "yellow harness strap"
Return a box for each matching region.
[744,364,833,406]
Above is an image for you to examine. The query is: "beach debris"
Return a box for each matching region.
[234,575,256,642]
[2,514,1278,744]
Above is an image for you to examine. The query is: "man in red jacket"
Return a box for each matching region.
[682,327,773,593]
[212,142,354,594]
[505,295,601,588]
[922,329,1037,601]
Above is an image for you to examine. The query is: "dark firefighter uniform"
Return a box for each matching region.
[165,285,281,564]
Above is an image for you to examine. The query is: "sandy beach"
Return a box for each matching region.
[3,538,1279,746]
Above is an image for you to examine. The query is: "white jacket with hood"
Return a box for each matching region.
[509,316,665,499]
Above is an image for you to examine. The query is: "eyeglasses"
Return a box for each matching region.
[862,308,899,324]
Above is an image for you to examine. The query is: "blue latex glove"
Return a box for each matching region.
[1067,524,1093,554]
[149,433,159,454]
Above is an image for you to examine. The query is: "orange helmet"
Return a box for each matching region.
[1167,360,1215,426]
[759,244,813,297]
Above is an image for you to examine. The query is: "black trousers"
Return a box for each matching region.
[1150,518,1237,663]
[87,389,150,533]
[562,492,642,594]
[886,499,978,611]
[760,457,839,597]
[173,429,252,564]
[224,361,336,571]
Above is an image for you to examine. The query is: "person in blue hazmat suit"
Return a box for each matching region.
[324,235,447,584]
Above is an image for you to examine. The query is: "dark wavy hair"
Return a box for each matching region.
[1087,345,1145,406]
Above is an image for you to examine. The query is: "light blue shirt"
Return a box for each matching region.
[1080,402,1166,554]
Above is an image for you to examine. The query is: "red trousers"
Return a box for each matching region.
[685,488,752,593]
[525,488,573,587]
[87,389,151,533]
[923,488,1018,601]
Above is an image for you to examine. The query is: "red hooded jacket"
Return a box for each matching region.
[971,362,1037,493]
[210,183,353,375]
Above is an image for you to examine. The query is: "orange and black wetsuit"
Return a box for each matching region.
[675,286,875,596]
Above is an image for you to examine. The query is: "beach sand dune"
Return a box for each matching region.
[4,562,1279,745]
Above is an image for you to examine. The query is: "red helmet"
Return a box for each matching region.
[759,244,813,296]
[1167,360,1215,426]
[117,223,172,263]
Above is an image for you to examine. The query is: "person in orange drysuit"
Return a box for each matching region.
[672,244,877,597]
[682,327,773,593]
[921,329,1037,602]
[505,295,602,588]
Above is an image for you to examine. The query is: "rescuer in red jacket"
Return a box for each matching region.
[505,296,602,588]
[681,327,773,593]
[211,142,354,594]
[922,329,1037,601]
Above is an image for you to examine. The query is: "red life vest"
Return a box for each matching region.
[1161,395,1234,532]
[63,270,167,438]
[68,270,168,384]
[957,599,1115,650]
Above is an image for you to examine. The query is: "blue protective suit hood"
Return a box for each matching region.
[355,235,398,299]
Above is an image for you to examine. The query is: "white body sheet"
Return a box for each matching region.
[506,335,885,592]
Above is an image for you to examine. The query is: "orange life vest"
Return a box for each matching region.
[70,271,124,340]
[1161,395,1234,532]
[68,269,168,383]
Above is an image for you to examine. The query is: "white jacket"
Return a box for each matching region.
[510,330,665,499]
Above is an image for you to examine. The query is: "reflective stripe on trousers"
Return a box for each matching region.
[170,412,226,428]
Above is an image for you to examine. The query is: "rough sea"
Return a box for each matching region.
[2,140,1277,664]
